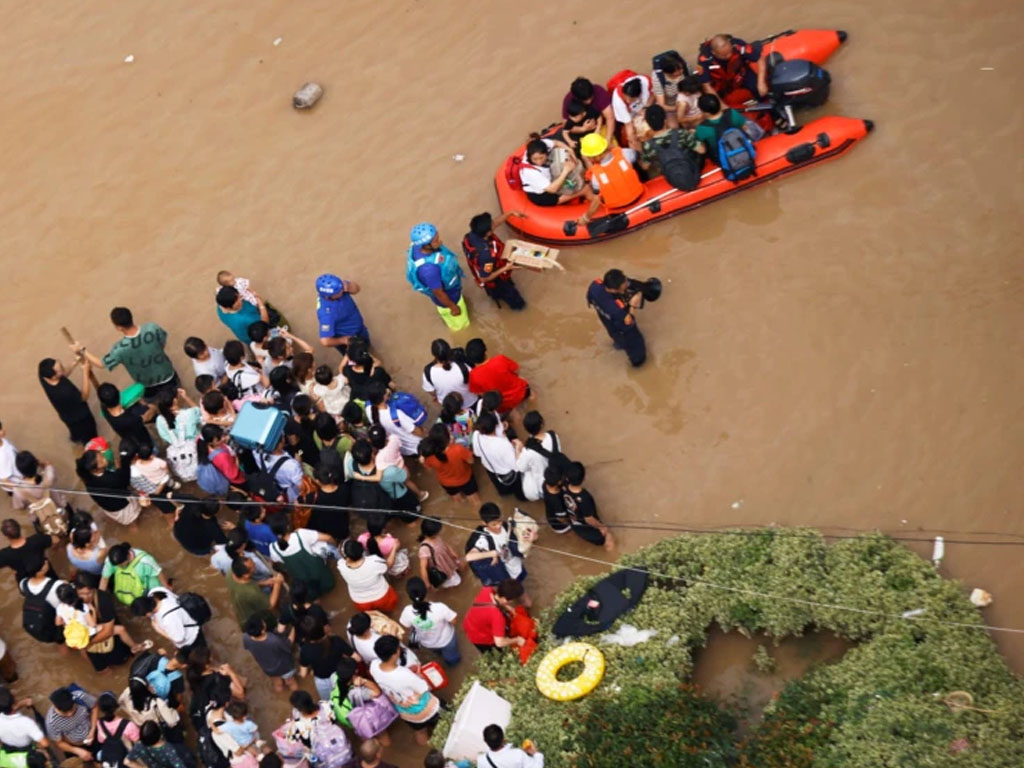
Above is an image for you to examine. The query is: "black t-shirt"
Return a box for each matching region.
[174,512,228,555]
[562,487,598,524]
[93,589,119,625]
[103,404,153,448]
[341,364,391,403]
[303,486,351,542]
[290,603,330,644]
[81,466,132,512]
[0,533,54,581]
[299,635,354,679]
[544,485,568,522]
[42,377,92,425]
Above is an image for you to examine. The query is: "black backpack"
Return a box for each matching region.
[197,725,230,768]
[247,455,290,502]
[175,592,213,626]
[350,475,391,514]
[98,719,130,768]
[525,431,573,477]
[464,526,514,586]
[655,130,702,191]
[20,578,59,643]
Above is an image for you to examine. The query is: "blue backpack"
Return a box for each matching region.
[388,392,427,428]
[715,112,757,182]
[196,447,230,496]
[406,244,464,296]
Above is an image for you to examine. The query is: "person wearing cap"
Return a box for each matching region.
[577,133,644,226]
[405,223,470,332]
[586,268,646,368]
[316,274,369,354]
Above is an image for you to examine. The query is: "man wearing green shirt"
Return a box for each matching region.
[73,307,178,400]
[693,93,748,165]
[226,556,285,628]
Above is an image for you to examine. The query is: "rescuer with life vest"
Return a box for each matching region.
[586,268,647,368]
[697,34,769,107]
[577,133,645,226]
[406,222,471,332]
[461,211,528,311]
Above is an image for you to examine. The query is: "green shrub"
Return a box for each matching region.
[433,530,1024,767]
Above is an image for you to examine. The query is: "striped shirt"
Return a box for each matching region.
[45,689,97,744]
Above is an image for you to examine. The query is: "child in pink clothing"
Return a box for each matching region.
[368,425,428,502]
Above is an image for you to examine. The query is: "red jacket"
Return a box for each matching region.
[468,355,529,413]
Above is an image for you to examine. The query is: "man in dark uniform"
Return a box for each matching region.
[461,211,527,310]
[586,269,646,368]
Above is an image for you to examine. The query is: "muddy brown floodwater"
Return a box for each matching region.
[0,0,1021,765]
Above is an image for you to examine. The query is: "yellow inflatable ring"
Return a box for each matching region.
[535,642,605,701]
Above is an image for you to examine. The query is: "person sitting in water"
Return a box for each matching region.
[518,136,594,209]
[577,133,644,226]
[693,93,747,165]
[610,73,654,150]
[696,33,769,107]
[639,105,704,181]
[561,77,615,144]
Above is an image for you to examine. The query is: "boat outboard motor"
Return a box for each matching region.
[763,53,831,130]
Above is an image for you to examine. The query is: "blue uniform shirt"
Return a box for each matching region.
[586,280,633,336]
[413,246,462,307]
[317,292,366,339]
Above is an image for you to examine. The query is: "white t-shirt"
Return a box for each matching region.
[472,524,523,579]
[519,138,555,194]
[472,433,518,476]
[226,365,265,398]
[269,529,321,563]
[477,744,545,768]
[369,660,428,701]
[399,602,457,649]
[0,438,22,484]
[337,555,389,603]
[349,630,420,667]
[151,591,200,649]
[516,432,561,502]
[0,712,45,748]
[368,404,422,457]
[191,348,227,381]
[611,75,652,123]
[422,363,478,408]
[21,577,68,610]
[57,604,97,636]
[311,380,350,417]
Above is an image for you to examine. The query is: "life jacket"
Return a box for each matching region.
[698,38,754,96]
[406,244,464,297]
[586,147,644,209]
[462,232,511,288]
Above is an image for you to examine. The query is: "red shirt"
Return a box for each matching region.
[462,587,508,645]
[468,355,529,413]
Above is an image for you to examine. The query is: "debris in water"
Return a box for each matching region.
[902,608,926,618]
[969,588,992,607]
[273,37,283,46]
[731,500,743,509]
[931,536,945,566]
[124,54,134,63]
[979,67,994,71]
[293,82,323,109]
[900,519,908,524]
[452,154,465,162]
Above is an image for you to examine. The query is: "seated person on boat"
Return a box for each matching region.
[577,133,644,225]
[518,135,593,208]
[562,77,616,145]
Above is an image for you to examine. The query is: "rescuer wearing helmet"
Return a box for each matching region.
[315,273,369,354]
[406,222,471,332]
[577,133,645,226]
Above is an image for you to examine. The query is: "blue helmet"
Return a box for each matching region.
[315,273,344,298]
[410,222,438,247]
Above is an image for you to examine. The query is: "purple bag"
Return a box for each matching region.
[312,702,352,768]
[348,695,400,739]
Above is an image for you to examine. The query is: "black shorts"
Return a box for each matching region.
[407,711,440,731]
[442,475,479,496]
[526,191,560,207]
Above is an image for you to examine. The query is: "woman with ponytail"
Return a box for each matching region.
[437,391,474,448]
[267,512,336,599]
[421,338,476,407]
[195,423,246,494]
[398,577,460,667]
[418,424,479,504]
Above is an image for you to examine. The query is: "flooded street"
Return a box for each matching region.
[0,0,1021,763]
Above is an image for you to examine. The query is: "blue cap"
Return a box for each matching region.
[410,222,438,247]
[316,274,344,298]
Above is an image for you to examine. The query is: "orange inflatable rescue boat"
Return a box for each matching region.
[494,29,873,245]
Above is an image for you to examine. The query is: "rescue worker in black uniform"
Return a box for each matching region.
[586,269,646,367]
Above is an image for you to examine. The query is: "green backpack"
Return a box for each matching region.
[112,554,148,605]
[330,684,354,727]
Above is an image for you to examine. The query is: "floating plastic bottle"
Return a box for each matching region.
[931,536,945,566]
[293,82,323,109]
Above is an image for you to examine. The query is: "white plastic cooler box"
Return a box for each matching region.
[443,681,512,761]
[230,401,288,451]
